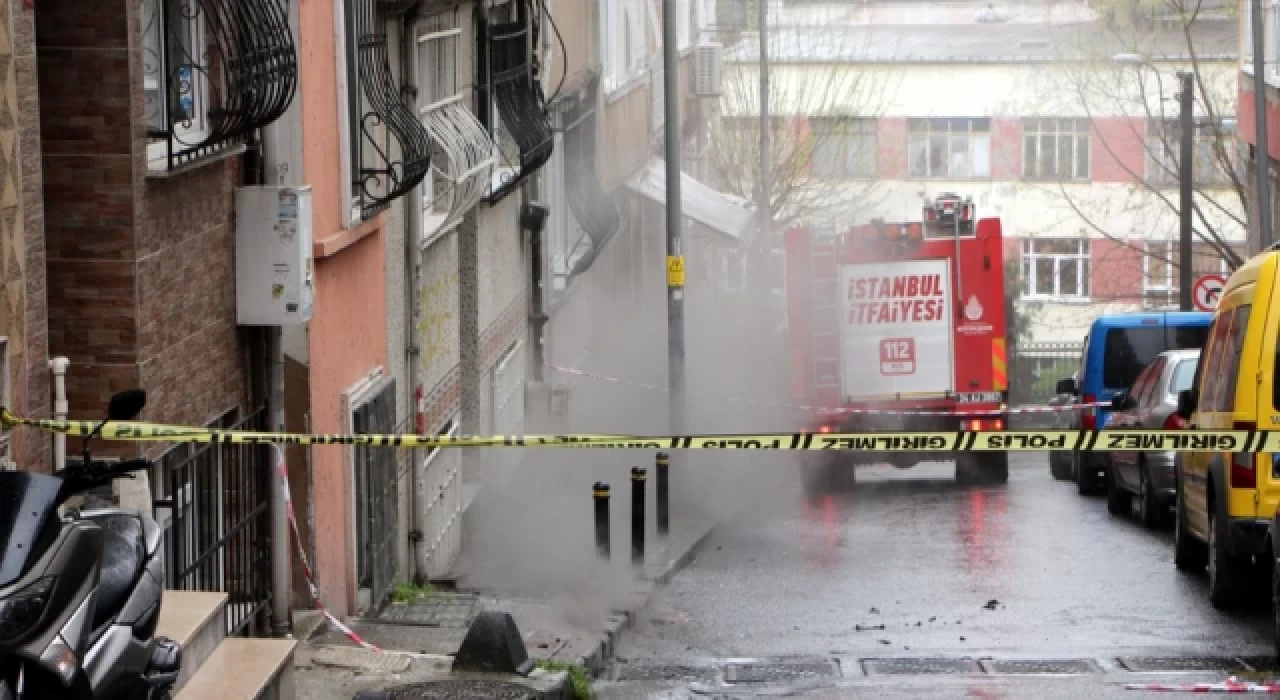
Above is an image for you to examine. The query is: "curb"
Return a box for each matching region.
[575,522,719,677]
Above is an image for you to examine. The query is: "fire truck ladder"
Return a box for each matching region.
[808,244,842,398]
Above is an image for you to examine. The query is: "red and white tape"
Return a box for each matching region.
[273,445,384,652]
[1125,677,1280,693]
[546,363,1104,417]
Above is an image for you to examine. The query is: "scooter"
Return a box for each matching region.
[0,388,181,699]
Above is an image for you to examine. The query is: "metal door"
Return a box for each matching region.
[353,377,398,612]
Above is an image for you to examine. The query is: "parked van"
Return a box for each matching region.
[1057,311,1212,495]
[1175,250,1278,611]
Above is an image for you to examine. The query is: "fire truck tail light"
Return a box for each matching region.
[818,424,833,434]
[963,418,1004,431]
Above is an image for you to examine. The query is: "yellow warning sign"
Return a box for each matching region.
[667,256,685,287]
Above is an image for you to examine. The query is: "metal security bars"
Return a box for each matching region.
[417,8,495,239]
[346,0,432,220]
[561,77,619,278]
[142,0,298,173]
[477,0,553,203]
[151,408,272,637]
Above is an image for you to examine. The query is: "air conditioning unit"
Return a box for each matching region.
[235,185,315,326]
[694,42,723,98]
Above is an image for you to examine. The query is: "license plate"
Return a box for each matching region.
[957,392,1001,404]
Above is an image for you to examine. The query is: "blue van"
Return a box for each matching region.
[1055,311,1212,496]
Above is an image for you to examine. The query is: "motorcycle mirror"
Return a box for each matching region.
[107,389,147,422]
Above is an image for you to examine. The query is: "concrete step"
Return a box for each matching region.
[175,638,298,700]
[155,590,228,694]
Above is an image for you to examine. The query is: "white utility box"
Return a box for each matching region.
[235,185,314,326]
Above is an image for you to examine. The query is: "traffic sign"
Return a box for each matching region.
[1192,274,1226,312]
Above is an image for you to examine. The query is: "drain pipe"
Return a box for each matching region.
[401,5,425,582]
[48,356,68,470]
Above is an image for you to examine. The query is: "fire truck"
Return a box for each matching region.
[783,193,1011,487]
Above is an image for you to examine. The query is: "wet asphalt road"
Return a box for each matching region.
[597,453,1277,698]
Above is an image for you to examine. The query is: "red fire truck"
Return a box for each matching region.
[784,193,1011,487]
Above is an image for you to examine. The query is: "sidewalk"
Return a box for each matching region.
[294,520,716,700]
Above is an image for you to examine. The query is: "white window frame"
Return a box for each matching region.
[484,1,520,198]
[1021,238,1090,301]
[143,0,211,172]
[417,11,493,245]
[1270,0,1280,82]
[676,0,692,51]
[1143,240,1177,308]
[1022,118,1091,181]
[335,0,360,227]
[1146,118,1237,187]
[602,0,648,95]
[809,117,878,179]
[907,118,992,179]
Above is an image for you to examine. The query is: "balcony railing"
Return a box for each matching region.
[143,0,298,173]
[477,0,553,203]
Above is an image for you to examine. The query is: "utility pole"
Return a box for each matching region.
[757,0,771,252]
[1253,0,1274,249]
[663,0,686,437]
[1177,70,1194,311]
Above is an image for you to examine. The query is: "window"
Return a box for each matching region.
[1102,325,1209,391]
[602,0,648,93]
[907,118,991,178]
[1128,359,1161,407]
[1146,119,1237,187]
[1022,118,1090,180]
[810,118,877,179]
[1200,306,1250,412]
[142,0,296,173]
[417,10,495,242]
[1021,238,1090,300]
[1144,240,1177,309]
[1270,0,1280,82]
[1170,357,1197,397]
[342,0,432,222]
[677,0,693,51]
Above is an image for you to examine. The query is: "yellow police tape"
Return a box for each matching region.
[2,409,1278,453]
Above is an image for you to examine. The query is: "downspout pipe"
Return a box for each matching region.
[400,4,425,582]
[48,357,69,471]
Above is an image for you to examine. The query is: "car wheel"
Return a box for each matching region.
[1174,481,1208,572]
[1138,462,1164,529]
[1050,454,1071,481]
[1075,453,1094,495]
[1208,508,1247,609]
[1106,465,1130,516]
[1272,553,1280,659]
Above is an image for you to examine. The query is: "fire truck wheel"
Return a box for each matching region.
[1049,453,1072,481]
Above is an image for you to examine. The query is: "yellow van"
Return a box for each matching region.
[1174,249,1280,609]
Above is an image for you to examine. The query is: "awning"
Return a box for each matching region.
[626,159,755,239]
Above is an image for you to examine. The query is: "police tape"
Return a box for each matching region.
[4,409,1279,453]
[545,363,1103,417]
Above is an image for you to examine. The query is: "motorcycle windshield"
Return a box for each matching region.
[0,471,62,588]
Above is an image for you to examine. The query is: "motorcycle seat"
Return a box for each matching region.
[83,513,146,630]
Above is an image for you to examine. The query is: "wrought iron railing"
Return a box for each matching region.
[348,0,432,220]
[478,0,553,203]
[151,408,272,637]
[417,9,495,235]
[143,0,298,172]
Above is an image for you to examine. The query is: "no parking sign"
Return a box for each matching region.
[1192,274,1226,312]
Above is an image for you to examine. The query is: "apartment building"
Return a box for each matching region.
[716,3,1246,344]
[1240,1,1280,250]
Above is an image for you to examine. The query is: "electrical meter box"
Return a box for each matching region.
[235,185,314,326]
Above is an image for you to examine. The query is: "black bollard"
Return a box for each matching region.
[593,482,610,560]
[656,452,670,538]
[631,467,646,567]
